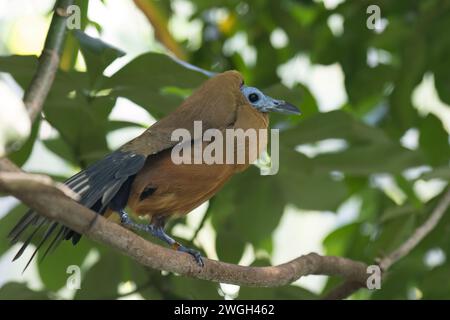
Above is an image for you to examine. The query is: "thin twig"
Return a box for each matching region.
[379,188,450,270]
[23,0,74,122]
[324,188,450,299]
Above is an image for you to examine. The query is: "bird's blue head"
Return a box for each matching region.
[240,85,300,115]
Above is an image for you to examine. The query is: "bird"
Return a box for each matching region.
[8,70,300,269]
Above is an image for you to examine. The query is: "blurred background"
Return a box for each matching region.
[0,0,449,299]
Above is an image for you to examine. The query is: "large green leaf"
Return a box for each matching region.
[276,147,348,210]
[73,30,125,87]
[212,167,285,262]
[418,114,450,166]
[38,238,92,292]
[74,250,123,299]
[281,110,390,147]
[0,204,27,257]
[8,120,40,167]
[0,55,37,88]
[312,143,425,175]
[104,52,207,118]
[0,283,51,300]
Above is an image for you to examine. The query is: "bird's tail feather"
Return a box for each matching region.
[7,150,146,271]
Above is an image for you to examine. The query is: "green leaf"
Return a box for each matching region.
[43,136,78,166]
[38,238,92,292]
[74,251,123,299]
[170,276,221,299]
[419,264,450,299]
[60,0,90,71]
[281,110,390,147]
[369,214,417,255]
[394,175,423,208]
[215,224,246,263]
[312,143,424,175]
[212,168,285,262]
[323,223,360,257]
[418,114,450,166]
[8,120,40,167]
[239,285,317,300]
[0,283,50,300]
[104,52,207,118]
[388,34,425,133]
[73,30,125,87]
[0,55,37,88]
[380,204,420,223]
[347,65,394,111]
[43,72,116,166]
[0,204,27,257]
[421,166,450,181]
[276,148,348,210]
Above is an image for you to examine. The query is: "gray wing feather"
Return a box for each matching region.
[8,150,147,270]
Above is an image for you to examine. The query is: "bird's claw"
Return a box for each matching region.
[119,211,148,232]
[118,212,204,267]
[119,212,130,225]
[177,245,204,267]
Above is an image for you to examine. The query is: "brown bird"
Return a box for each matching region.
[8,70,300,268]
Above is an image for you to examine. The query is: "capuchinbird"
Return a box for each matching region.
[8,70,300,268]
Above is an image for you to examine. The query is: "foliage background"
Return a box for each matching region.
[0,0,449,299]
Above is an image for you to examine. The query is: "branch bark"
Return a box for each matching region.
[23,0,74,122]
[0,157,369,287]
[0,171,79,200]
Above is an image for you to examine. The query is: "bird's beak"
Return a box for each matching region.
[266,98,301,115]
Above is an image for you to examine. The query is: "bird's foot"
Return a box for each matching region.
[147,224,204,267]
[117,211,204,267]
[173,243,204,267]
[119,211,147,233]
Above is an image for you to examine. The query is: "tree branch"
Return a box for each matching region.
[0,171,79,200]
[23,0,74,122]
[0,158,369,288]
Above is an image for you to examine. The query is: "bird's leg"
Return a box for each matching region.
[117,211,204,267]
[118,210,148,233]
[147,216,204,267]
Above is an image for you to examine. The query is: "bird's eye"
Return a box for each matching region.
[248,93,259,103]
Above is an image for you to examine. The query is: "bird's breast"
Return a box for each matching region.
[128,104,269,219]
[128,145,236,218]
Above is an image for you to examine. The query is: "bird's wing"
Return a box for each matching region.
[121,70,245,156]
